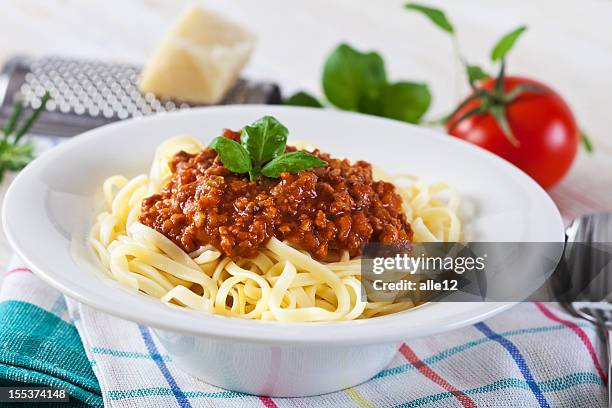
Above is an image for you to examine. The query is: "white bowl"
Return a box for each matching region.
[2,106,564,397]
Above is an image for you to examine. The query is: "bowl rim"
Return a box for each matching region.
[2,105,563,345]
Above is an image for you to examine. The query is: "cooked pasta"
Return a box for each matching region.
[90,132,461,322]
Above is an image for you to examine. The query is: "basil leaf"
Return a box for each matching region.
[466,65,489,82]
[240,116,288,167]
[491,25,527,62]
[261,151,327,178]
[209,136,252,174]
[380,82,431,124]
[285,91,323,108]
[405,3,454,34]
[322,44,387,112]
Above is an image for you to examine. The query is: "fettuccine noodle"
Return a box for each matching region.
[90,136,461,322]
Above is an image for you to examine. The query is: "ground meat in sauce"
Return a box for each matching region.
[139,129,413,260]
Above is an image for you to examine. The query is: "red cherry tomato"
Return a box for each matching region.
[447,76,579,189]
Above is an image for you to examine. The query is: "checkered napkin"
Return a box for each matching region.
[0,258,608,408]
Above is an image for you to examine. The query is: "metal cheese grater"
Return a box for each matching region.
[0,55,281,137]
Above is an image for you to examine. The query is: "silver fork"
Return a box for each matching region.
[562,302,611,406]
[559,213,612,407]
[586,307,611,394]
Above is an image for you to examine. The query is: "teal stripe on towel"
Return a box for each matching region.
[107,387,248,400]
[0,300,103,407]
[91,347,171,361]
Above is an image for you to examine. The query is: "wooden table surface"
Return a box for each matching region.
[0,0,611,273]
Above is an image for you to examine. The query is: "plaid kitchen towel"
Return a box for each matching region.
[0,258,608,408]
[0,264,102,407]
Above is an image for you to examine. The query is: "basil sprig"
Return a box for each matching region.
[285,44,431,125]
[209,116,327,181]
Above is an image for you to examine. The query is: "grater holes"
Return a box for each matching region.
[68,95,80,106]
[52,94,65,107]
[77,90,90,103]
[16,56,203,119]
[110,82,122,93]
[119,78,132,89]
[149,99,161,109]
[34,85,47,98]
[88,107,100,117]
[20,83,31,95]
[120,95,132,107]
[46,100,57,112]
[59,102,71,113]
[115,89,127,102]
[91,92,103,104]
[134,97,147,108]
[130,89,143,100]
[71,83,83,95]
[102,107,114,118]
[31,98,43,109]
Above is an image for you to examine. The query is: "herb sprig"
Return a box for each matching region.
[0,93,50,182]
[286,44,431,125]
[404,2,593,152]
[209,116,327,181]
[405,3,524,86]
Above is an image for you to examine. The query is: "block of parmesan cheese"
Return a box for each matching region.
[138,7,255,104]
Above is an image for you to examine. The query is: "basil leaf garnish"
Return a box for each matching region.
[240,116,288,167]
[209,136,252,174]
[261,151,327,178]
[209,116,329,181]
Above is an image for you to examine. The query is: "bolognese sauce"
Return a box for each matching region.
[139,130,413,260]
